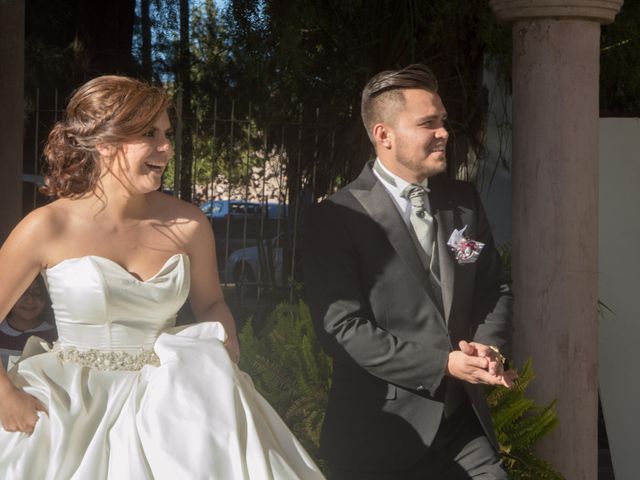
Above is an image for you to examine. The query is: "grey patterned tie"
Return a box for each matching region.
[402,184,435,261]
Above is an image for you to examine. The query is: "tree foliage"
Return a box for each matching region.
[23,0,640,195]
[601,1,640,114]
[26,0,137,94]
[23,0,137,184]
[225,0,505,197]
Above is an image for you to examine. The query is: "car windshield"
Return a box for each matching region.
[201,201,225,214]
[201,200,287,218]
[219,202,265,215]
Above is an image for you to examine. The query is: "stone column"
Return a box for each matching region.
[0,0,25,243]
[489,1,623,478]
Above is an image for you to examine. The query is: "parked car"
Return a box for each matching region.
[201,200,287,219]
[201,200,287,279]
[200,199,263,218]
[225,235,284,296]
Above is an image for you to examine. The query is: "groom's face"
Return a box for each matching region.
[386,89,449,182]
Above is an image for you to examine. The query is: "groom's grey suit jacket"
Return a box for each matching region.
[303,161,513,472]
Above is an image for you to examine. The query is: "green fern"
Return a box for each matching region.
[487,359,564,479]
[238,301,332,461]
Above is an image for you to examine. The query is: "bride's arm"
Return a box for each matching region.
[0,209,53,324]
[186,210,240,361]
[0,208,54,432]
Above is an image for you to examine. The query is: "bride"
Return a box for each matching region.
[0,75,325,479]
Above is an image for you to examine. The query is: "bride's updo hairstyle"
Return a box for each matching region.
[42,75,171,198]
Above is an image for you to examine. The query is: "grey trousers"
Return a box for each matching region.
[329,401,509,480]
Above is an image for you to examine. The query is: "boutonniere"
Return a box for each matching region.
[447,226,485,264]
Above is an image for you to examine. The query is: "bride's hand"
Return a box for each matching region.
[0,385,47,434]
[224,335,241,363]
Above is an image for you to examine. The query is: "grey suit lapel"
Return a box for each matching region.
[349,176,445,317]
[431,189,456,322]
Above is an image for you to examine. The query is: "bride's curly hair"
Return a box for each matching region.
[42,75,171,198]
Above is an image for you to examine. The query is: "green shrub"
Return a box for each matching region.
[238,301,331,460]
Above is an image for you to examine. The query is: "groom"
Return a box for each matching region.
[303,64,514,479]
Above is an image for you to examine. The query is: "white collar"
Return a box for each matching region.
[373,159,429,194]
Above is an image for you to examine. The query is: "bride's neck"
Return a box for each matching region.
[84,176,151,222]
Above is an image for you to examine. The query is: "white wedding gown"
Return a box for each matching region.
[0,253,324,480]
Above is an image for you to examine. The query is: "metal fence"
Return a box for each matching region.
[24,88,348,309]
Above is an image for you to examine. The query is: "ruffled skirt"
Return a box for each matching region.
[0,322,324,480]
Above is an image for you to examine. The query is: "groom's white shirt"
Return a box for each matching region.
[372,158,432,228]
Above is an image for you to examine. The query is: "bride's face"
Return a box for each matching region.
[106,111,174,194]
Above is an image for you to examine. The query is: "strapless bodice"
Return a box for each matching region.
[42,253,190,351]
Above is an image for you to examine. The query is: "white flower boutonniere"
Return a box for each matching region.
[447,226,485,264]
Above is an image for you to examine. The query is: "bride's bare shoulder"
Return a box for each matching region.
[150,191,208,224]
[14,199,72,238]
[1,199,75,267]
[148,193,214,251]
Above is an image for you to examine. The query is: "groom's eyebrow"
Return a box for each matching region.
[417,113,448,123]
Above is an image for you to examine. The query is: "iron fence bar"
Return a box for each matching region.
[192,104,199,201]
[173,88,183,197]
[54,89,59,122]
[257,119,268,296]
[223,99,235,287]
[241,101,251,254]
[238,101,252,301]
[32,88,40,209]
[274,125,286,288]
[288,106,304,302]
[209,98,217,204]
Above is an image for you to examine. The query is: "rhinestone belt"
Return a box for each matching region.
[52,342,160,371]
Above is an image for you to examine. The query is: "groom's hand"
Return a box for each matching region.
[446,341,515,388]
[464,341,503,376]
[446,350,499,385]
[455,340,516,388]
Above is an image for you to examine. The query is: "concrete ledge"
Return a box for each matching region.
[490,0,623,24]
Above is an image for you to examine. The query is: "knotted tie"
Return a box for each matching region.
[402,184,435,261]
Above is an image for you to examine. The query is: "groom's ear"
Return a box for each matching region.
[373,123,392,150]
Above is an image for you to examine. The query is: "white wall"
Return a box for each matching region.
[598,117,640,480]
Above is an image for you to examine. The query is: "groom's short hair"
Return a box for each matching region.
[361,64,439,143]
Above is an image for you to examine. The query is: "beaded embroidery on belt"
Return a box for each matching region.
[51,342,160,371]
